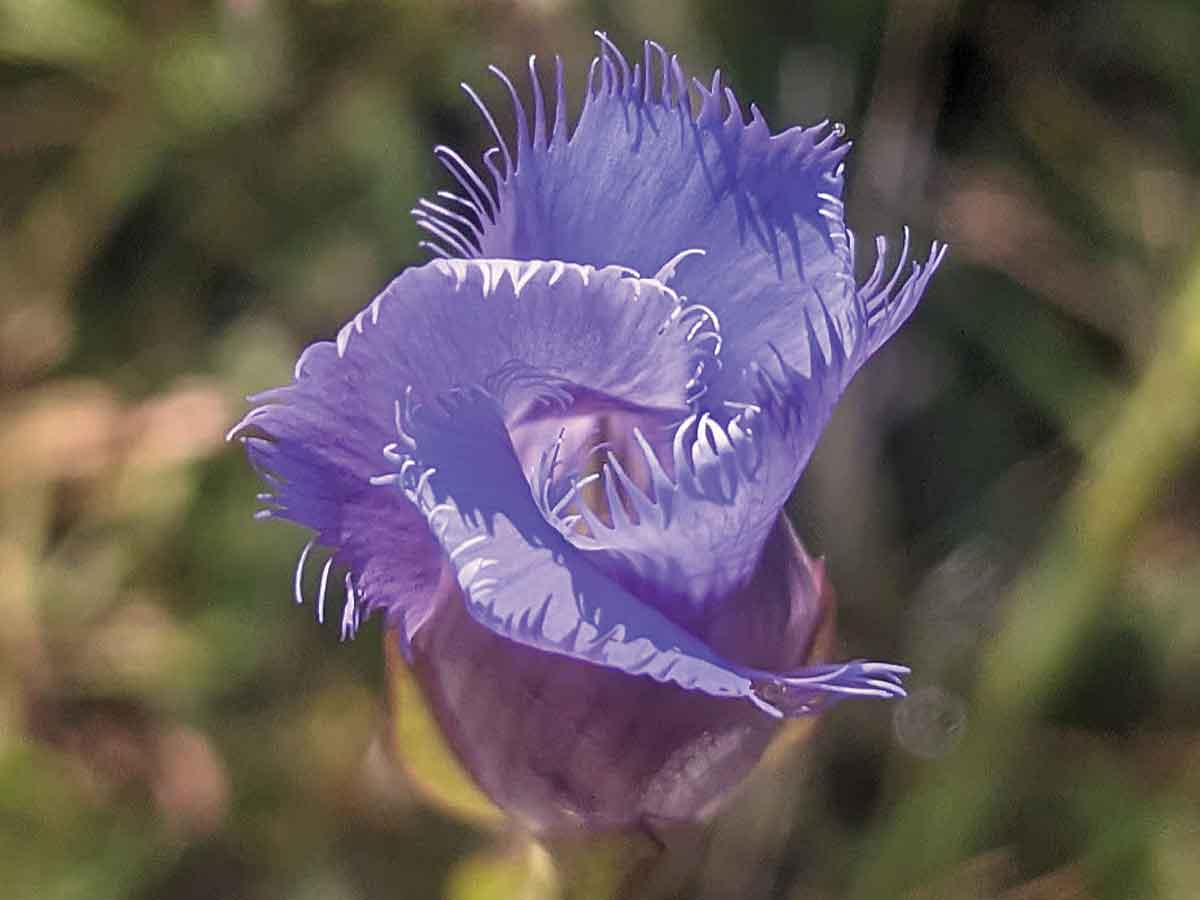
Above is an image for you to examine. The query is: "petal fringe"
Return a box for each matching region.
[387,385,906,717]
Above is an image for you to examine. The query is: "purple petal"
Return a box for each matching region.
[412,38,945,604]
[418,34,945,428]
[387,386,906,718]
[232,257,719,644]
[406,574,780,832]
[535,403,805,616]
[529,300,845,614]
[234,347,443,641]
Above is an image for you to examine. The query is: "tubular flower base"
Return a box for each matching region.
[391,515,835,834]
[232,34,943,835]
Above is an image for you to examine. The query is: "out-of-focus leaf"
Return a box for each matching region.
[444,842,559,900]
[385,636,504,830]
[0,0,135,74]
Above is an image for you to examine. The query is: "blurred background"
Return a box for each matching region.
[2,1,1198,898]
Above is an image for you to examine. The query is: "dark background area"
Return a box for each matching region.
[2,1,1198,898]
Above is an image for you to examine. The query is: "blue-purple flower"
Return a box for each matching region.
[232,35,944,831]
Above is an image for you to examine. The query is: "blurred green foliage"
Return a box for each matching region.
[1,1,1198,898]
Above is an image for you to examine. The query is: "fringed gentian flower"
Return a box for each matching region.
[232,35,945,834]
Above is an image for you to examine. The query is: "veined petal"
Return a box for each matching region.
[417,35,945,428]
[540,405,805,617]
[231,258,717,645]
[388,387,907,718]
[234,354,442,641]
[533,300,846,615]
[402,516,831,831]
[321,258,707,418]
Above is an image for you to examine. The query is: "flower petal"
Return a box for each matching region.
[389,386,907,718]
[536,405,805,618]
[235,358,443,641]
[531,299,843,614]
[232,258,717,644]
[417,35,945,421]
[415,38,946,603]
